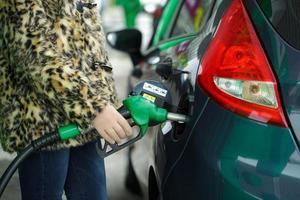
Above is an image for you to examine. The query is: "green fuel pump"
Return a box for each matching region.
[0,80,188,197]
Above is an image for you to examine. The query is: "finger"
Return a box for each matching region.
[105,128,122,144]
[118,121,132,136]
[95,128,115,144]
[117,117,132,136]
[113,124,126,139]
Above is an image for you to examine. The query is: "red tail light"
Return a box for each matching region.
[197,0,287,127]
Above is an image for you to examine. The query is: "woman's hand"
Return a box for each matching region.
[92,104,133,144]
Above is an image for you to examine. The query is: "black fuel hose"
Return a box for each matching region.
[0,133,60,198]
[0,106,130,198]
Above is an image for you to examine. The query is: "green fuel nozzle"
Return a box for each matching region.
[55,94,188,158]
[55,79,191,158]
[56,96,171,141]
[95,95,188,157]
[56,96,169,141]
[123,96,168,135]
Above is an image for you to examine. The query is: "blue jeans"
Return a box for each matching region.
[18,141,107,200]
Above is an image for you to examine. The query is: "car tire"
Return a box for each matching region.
[148,167,160,200]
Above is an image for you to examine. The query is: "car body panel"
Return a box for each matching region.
[126,0,300,199]
[162,87,300,200]
[244,0,300,147]
[159,0,300,199]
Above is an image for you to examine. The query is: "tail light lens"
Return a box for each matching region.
[198,0,287,127]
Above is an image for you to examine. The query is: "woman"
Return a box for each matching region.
[0,0,132,199]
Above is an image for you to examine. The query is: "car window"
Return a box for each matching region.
[170,0,215,37]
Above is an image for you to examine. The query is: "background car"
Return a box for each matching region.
[109,0,300,199]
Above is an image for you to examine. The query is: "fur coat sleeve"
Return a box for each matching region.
[0,0,119,152]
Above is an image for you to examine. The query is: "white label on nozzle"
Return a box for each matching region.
[161,121,172,135]
[143,82,167,97]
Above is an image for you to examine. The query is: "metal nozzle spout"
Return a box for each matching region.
[167,113,189,123]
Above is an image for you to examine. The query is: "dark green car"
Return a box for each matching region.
[109,0,300,199]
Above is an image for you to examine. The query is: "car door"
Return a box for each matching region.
[146,0,217,198]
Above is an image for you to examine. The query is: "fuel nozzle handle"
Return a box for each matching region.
[96,95,190,157]
[123,96,189,129]
[57,96,189,157]
[117,105,131,119]
[123,96,168,135]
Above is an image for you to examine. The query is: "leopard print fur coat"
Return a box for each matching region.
[0,0,119,152]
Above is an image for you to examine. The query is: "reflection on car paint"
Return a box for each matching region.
[235,153,300,200]
[219,112,297,199]
[174,41,192,68]
[185,0,205,30]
